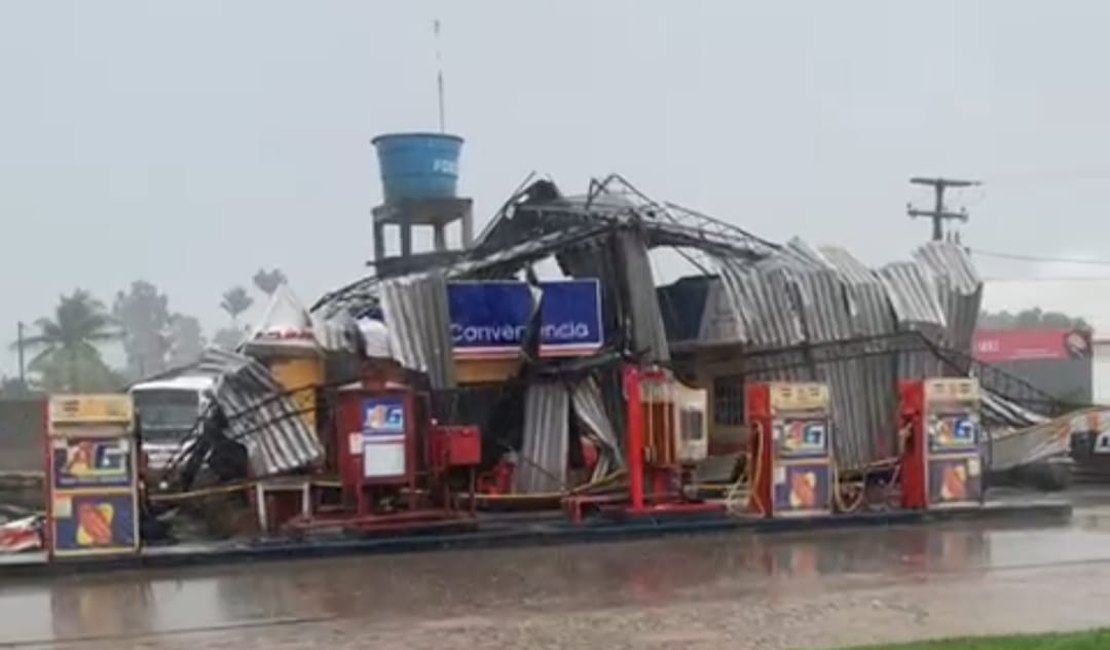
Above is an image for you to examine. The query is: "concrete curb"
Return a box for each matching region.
[0,500,1072,579]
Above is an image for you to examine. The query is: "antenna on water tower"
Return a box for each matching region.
[369,19,471,271]
[434,19,446,133]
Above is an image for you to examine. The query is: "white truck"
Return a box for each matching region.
[127,374,216,473]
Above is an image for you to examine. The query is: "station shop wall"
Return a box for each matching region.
[0,396,46,472]
[1094,344,1110,405]
[993,358,1092,404]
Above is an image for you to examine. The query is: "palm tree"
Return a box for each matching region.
[252,268,287,297]
[220,286,254,326]
[20,290,122,392]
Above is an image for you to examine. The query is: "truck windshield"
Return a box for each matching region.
[133,389,201,443]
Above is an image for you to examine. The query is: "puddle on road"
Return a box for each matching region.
[5,517,1110,646]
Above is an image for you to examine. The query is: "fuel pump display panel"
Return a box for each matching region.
[928,456,983,506]
[772,462,833,516]
[776,417,829,459]
[771,413,832,516]
[360,396,408,480]
[928,410,979,454]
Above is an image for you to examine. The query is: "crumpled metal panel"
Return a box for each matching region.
[615,229,671,362]
[819,247,895,336]
[311,310,360,353]
[570,377,623,480]
[914,242,983,367]
[820,246,900,461]
[878,261,947,380]
[557,236,623,351]
[698,278,745,344]
[981,391,1048,430]
[878,262,947,329]
[988,406,1092,471]
[716,257,803,349]
[713,241,983,468]
[780,240,877,466]
[515,382,569,494]
[195,348,324,477]
[379,279,423,372]
[379,273,456,389]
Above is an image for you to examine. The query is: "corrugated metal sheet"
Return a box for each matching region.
[878,261,947,380]
[981,391,1047,430]
[878,262,946,329]
[914,242,983,366]
[379,272,456,389]
[782,239,877,466]
[615,229,671,362]
[697,278,745,344]
[311,310,361,353]
[513,376,623,492]
[988,406,1089,471]
[195,348,324,477]
[820,246,900,461]
[717,257,799,349]
[557,235,623,352]
[713,240,988,468]
[515,382,569,494]
[570,377,623,480]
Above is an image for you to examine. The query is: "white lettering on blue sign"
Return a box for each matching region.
[450,321,592,345]
[432,159,458,175]
[446,279,602,358]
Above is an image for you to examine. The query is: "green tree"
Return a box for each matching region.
[20,290,122,392]
[167,313,205,366]
[113,280,171,379]
[979,308,1090,331]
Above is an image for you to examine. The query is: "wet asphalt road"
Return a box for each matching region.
[7,507,1110,649]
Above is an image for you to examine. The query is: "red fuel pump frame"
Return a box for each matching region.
[622,364,720,517]
[745,381,834,518]
[335,387,419,516]
[285,384,478,534]
[899,378,984,510]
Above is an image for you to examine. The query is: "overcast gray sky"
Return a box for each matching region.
[4,0,1110,373]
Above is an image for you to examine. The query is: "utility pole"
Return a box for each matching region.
[906,177,981,241]
[16,321,25,386]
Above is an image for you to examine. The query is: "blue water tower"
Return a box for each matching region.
[372,132,463,203]
[370,132,474,268]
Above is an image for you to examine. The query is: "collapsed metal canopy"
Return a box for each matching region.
[310,173,1061,477]
[311,174,780,317]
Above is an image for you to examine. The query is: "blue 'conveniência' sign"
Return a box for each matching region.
[447,279,603,359]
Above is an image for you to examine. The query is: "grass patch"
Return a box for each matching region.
[840,630,1110,649]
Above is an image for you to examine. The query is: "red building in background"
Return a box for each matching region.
[972,329,1092,403]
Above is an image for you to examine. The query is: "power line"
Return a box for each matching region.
[970,248,1110,266]
[906,177,981,242]
[985,168,1110,185]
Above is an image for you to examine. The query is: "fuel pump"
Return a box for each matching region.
[745,382,833,518]
[899,378,983,510]
[622,364,714,515]
[334,386,419,516]
[45,394,140,559]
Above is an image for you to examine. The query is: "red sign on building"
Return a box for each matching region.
[972,329,1091,363]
